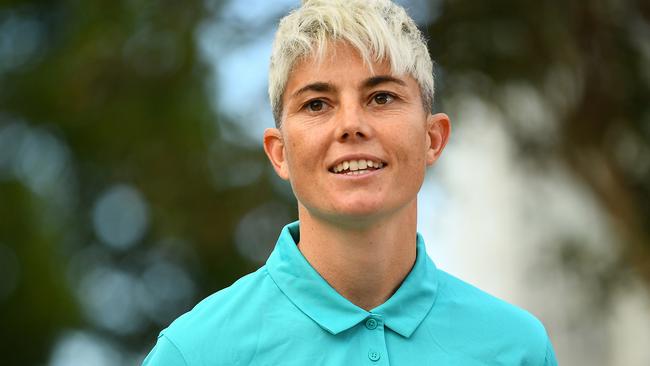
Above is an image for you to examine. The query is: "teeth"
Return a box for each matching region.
[358,160,367,169]
[345,170,369,175]
[331,159,385,174]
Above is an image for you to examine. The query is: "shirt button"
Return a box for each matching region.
[365,318,378,330]
[368,350,381,362]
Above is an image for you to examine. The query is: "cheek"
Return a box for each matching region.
[284,133,322,178]
[398,129,428,163]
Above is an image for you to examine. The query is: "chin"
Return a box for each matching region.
[322,202,391,224]
[299,196,403,225]
[334,199,385,214]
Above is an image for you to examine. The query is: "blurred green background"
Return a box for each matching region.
[0,0,648,365]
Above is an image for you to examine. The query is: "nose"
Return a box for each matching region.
[334,101,373,142]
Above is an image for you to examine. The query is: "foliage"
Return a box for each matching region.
[430,0,650,288]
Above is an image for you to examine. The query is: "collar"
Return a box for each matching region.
[266,221,439,338]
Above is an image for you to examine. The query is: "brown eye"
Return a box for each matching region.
[307,100,324,111]
[373,93,393,105]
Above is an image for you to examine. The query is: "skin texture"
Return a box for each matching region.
[264,42,450,310]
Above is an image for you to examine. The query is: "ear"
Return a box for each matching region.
[263,128,290,180]
[425,113,451,166]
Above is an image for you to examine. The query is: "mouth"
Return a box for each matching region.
[328,158,387,176]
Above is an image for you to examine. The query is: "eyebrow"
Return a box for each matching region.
[291,82,337,99]
[289,75,407,99]
[362,75,407,89]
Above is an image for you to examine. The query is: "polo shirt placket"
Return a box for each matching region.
[362,313,388,364]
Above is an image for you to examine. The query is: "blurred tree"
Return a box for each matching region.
[0,0,292,364]
[428,0,650,292]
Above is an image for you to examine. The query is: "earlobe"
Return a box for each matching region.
[426,113,451,166]
[263,128,290,180]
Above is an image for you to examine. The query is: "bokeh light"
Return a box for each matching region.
[48,331,123,366]
[235,201,293,263]
[92,184,149,250]
[77,265,145,334]
[0,11,44,72]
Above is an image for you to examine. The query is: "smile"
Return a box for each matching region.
[329,159,386,175]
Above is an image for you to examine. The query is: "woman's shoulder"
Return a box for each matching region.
[432,269,554,364]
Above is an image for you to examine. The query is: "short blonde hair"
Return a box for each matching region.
[268,0,434,127]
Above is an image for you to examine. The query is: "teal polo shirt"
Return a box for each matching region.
[143,221,558,365]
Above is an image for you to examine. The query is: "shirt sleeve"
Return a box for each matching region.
[544,338,559,366]
[142,334,189,366]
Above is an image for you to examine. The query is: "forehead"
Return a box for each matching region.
[315,41,386,68]
[288,42,392,85]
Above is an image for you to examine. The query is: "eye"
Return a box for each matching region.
[372,92,394,105]
[307,100,325,111]
[307,100,323,112]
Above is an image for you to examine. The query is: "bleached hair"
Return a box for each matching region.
[268,0,434,127]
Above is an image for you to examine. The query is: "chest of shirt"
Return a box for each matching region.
[196,314,531,366]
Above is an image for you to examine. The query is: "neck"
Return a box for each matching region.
[296,201,418,311]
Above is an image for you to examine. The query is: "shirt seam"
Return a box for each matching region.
[161,333,190,366]
[544,337,552,365]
